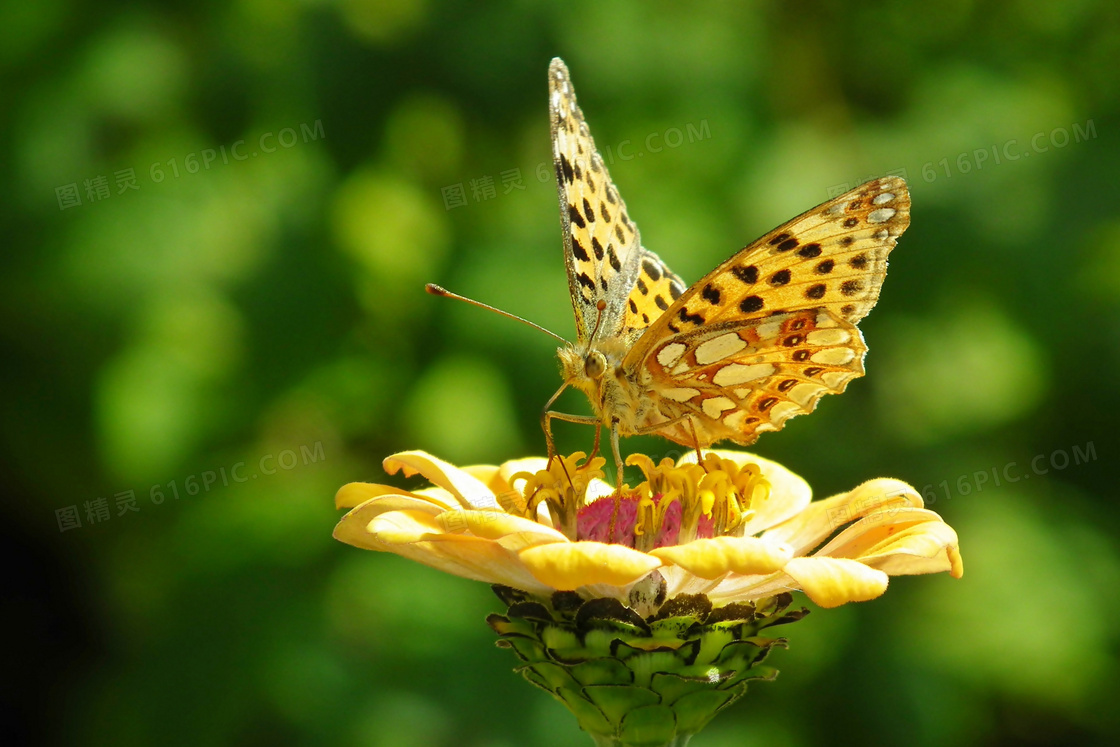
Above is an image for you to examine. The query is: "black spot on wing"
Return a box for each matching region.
[569,203,586,229]
[732,265,759,284]
[679,308,704,325]
[740,295,764,313]
[559,154,574,183]
[769,269,791,286]
[572,239,590,262]
[607,245,621,271]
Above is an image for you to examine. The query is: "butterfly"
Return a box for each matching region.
[541,57,911,473]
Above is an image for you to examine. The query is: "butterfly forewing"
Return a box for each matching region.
[624,177,910,446]
[550,58,644,342]
[622,247,687,339]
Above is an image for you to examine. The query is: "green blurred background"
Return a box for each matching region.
[5,1,1119,745]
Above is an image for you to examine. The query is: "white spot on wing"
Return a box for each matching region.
[657,343,687,368]
[872,192,895,205]
[868,208,896,224]
[754,320,782,340]
[723,410,747,430]
[713,362,775,387]
[770,401,802,422]
[662,387,700,403]
[822,371,854,389]
[702,397,735,418]
[694,332,747,365]
[806,328,852,346]
[810,348,856,366]
[789,382,823,408]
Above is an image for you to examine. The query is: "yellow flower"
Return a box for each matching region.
[333,449,962,609]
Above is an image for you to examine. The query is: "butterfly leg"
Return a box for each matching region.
[588,423,602,462]
[542,403,603,487]
[685,418,708,472]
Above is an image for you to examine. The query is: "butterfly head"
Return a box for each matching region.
[557,344,599,401]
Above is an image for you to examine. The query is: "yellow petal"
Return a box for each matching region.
[848,520,964,579]
[497,457,550,489]
[518,542,662,590]
[650,537,792,579]
[783,557,889,608]
[383,451,500,510]
[764,478,922,555]
[336,482,431,510]
[367,510,443,543]
[678,449,812,534]
[435,510,568,544]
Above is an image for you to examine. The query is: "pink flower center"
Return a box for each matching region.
[576,493,714,548]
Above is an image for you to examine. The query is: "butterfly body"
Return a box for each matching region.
[543,58,910,464]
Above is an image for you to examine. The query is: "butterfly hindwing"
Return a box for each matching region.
[638,309,867,445]
[550,58,644,343]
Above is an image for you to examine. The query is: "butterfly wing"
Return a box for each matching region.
[623,177,910,445]
[623,247,688,339]
[550,58,645,343]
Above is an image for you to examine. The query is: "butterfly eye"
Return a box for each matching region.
[584,351,607,379]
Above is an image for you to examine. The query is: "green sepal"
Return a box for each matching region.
[488,585,808,746]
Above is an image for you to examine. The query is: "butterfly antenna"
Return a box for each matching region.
[426,284,568,344]
[589,299,607,341]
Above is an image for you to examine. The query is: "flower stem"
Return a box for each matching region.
[589,734,692,747]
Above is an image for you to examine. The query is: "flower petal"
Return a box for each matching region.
[783,557,889,608]
[837,516,964,579]
[518,541,662,590]
[763,478,922,555]
[435,510,568,545]
[650,537,792,579]
[335,482,431,510]
[678,449,812,534]
[382,451,500,510]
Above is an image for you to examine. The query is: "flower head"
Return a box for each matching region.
[334,449,962,610]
